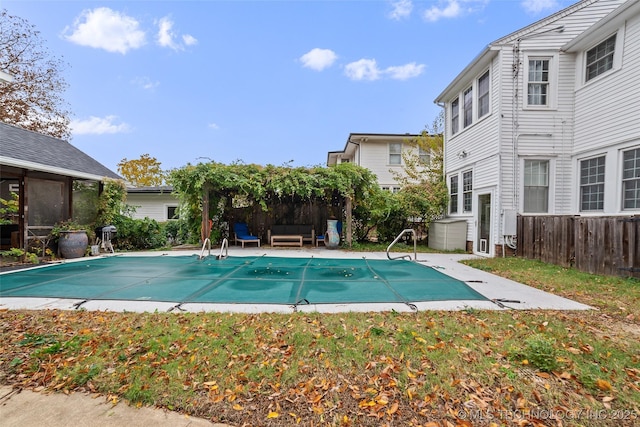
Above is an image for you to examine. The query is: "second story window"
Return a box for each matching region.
[419,147,430,166]
[586,34,616,81]
[463,87,473,128]
[389,143,402,165]
[451,98,459,135]
[478,71,490,118]
[528,59,549,106]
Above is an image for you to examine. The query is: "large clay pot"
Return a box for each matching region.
[59,230,88,259]
[325,219,340,249]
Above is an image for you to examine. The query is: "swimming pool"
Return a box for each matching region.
[0,255,487,310]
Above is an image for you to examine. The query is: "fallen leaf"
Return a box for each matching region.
[267,411,279,418]
[596,379,612,391]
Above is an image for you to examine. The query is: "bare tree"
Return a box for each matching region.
[0,9,71,140]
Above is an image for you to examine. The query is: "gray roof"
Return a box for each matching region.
[0,122,121,180]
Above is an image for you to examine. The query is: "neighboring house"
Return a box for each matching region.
[0,121,121,250]
[126,186,179,222]
[327,133,428,191]
[434,0,639,258]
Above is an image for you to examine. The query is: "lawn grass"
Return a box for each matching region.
[1,256,639,426]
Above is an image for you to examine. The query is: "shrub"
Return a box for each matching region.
[112,216,167,250]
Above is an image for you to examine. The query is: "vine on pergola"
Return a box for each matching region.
[168,161,379,243]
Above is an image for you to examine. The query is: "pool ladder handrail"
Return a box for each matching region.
[199,238,211,260]
[217,237,229,259]
[386,229,417,261]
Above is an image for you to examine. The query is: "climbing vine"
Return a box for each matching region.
[168,162,379,242]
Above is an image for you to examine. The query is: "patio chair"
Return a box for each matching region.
[233,222,260,248]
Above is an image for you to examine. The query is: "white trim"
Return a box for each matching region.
[0,156,114,182]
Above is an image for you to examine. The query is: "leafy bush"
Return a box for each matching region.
[112,216,167,250]
[510,334,560,372]
[164,219,193,245]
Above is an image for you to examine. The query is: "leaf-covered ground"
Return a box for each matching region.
[1,308,638,426]
[1,257,639,426]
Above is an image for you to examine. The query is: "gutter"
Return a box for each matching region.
[0,156,120,182]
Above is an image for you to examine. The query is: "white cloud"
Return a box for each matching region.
[183,34,198,46]
[208,123,220,130]
[156,16,197,51]
[423,0,462,22]
[521,0,560,14]
[63,7,146,54]
[71,116,130,135]
[344,59,381,81]
[344,59,425,81]
[384,62,425,80]
[132,76,159,91]
[421,0,489,22]
[389,0,413,20]
[300,48,338,71]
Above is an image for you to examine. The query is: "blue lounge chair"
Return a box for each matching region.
[233,222,260,248]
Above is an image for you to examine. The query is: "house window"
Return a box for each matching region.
[382,186,401,193]
[586,34,616,81]
[167,205,179,220]
[580,156,605,211]
[451,98,459,135]
[389,143,402,165]
[463,87,473,128]
[523,160,549,213]
[450,176,458,214]
[462,170,473,212]
[623,148,640,210]
[478,70,490,118]
[528,59,549,106]
[419,147,430,166]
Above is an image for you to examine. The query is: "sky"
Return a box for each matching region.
[2,0,578,174]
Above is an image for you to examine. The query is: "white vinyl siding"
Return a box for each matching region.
[126,192,180,222]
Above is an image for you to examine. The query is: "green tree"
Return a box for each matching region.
[0,9,71,140]
[391,112,449,234]
[117,154,165,187]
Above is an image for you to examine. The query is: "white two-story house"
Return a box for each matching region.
[327,133,429,191]
[434,0,639,257]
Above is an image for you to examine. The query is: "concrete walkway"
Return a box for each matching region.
[0,386,227,427]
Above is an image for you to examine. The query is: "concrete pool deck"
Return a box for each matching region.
[0,248,592,313]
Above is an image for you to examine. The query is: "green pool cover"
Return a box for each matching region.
[0,255,487,306]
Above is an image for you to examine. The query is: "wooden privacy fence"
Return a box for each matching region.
[517,215,639,278]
